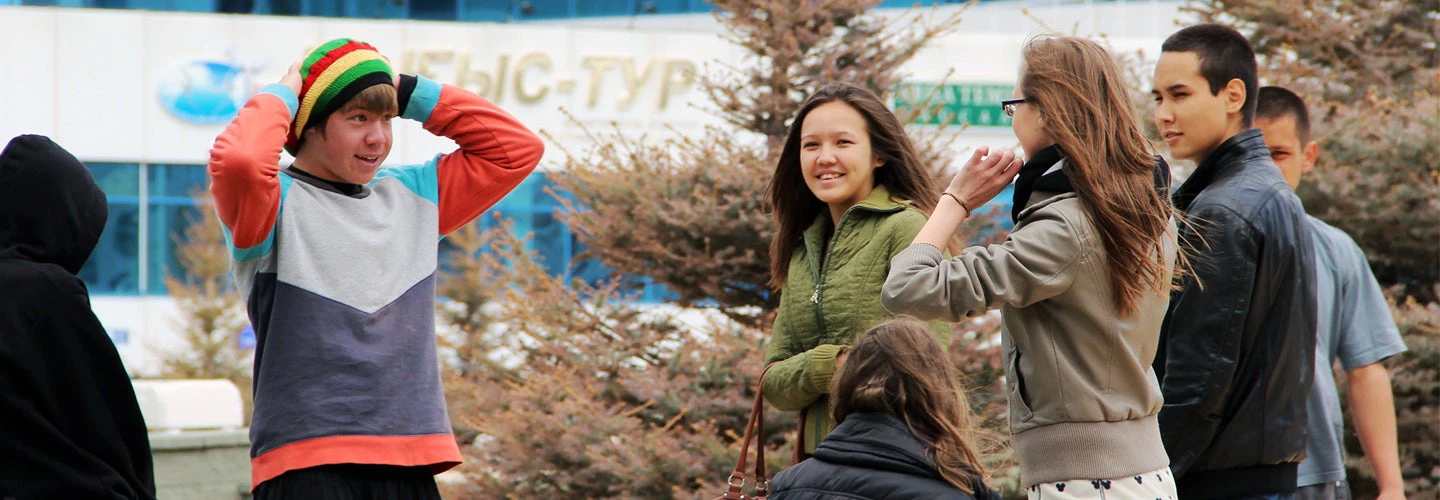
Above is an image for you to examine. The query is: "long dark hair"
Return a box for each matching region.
[767,82,936,290]
[831,317,988,493]
[1019,35,1180,315]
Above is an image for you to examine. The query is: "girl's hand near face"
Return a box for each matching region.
[910,146,1021,250]
[946,146,1023,213]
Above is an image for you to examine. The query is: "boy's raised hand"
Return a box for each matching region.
[280,61,303,95]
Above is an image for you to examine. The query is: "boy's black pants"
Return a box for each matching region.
[252,464,442,500]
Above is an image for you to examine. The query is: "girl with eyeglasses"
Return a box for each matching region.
[882,35,1184,499]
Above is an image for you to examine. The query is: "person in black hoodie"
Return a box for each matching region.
[770,317,1000,500]
[1150,24,1317,499]
[0,135,157,500]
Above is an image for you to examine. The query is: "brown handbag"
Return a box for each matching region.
[717,363,777,500]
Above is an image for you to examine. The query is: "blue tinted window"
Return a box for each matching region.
[408,0,454,20]
[147,203,206,293]
[514,0,573,19]
[466,172,673,302]
[262,0,302,15]
[148,163,208,199]
[641,0,709,14]
[215,0,255,13]
[79,202,141,294]
[508,209,569,277]
[568,233,609,287]
[170,0,217,13]
[78,163,211,295]
[89,163,141,197]
[574,0,631,16]
[20,0,88,6]
[459,0,510,22]
[146,164,209,294]
[301,0,341,16]
[79,162,143,295]
[982,185,1015,231]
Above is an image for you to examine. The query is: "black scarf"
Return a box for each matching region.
[1010,145,1172,223]
[1010,146,1070,223]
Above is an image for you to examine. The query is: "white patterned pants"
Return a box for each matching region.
[1027,467,1177,500]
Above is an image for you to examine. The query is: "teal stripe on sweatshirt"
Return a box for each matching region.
[221,174,292,262]
[403,75,442,123]
[372,157,441,208]
[260,84,300,118]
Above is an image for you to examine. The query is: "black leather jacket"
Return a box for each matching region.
[770,412,1000,500]
[1155,129,1318,498]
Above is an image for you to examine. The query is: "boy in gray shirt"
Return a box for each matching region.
[1256,85,1408,500]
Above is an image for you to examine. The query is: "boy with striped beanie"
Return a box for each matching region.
[208,38,544,498]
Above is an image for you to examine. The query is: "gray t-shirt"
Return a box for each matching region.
[1298,216,1408,487]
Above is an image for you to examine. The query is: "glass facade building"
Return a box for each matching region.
[78,163,672,302]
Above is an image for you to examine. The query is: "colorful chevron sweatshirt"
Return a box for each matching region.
[208,75,543,490]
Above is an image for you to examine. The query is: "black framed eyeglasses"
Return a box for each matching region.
[1001,98,1026,118]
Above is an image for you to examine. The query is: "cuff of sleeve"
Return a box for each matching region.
[807,344,847,394]
[1339,339,1408,372]
[891,242,944,268]
[260,84,299,117]
[396,74,417,117]
[402,74,442,123]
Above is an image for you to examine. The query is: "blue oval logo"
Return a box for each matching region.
[157,60,251,125]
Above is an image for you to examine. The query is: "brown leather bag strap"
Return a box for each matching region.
[753,372,769,497]
[791,405,807,465]
[720,362,777,499]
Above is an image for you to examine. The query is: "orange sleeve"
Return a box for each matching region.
[208,86,293,251]
[411,80,544,234]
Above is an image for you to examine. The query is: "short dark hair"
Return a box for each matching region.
[1161,23,1259,127]
[1256,86,1312,143]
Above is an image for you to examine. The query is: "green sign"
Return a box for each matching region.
[893,82,1014,128]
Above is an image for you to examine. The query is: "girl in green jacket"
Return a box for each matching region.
[761,82,949,457]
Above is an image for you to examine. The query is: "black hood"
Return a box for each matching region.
[0,135,107,275]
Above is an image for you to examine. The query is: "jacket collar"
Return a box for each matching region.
[1172,128,1269,211]
[813,412,940,479]
[803,184,909,242]
[1014,192,1079,223]
[1011,146,1074,223]
[813,412,997,499]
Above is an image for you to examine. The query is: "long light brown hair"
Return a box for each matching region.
[1019,35,1179,315]
[831,317,988,493]
[767,82,937,290]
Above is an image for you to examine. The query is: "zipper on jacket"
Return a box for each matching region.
[810,209,858,340]
[804,200,903,342]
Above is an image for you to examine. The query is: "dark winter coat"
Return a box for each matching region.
[0,135,156,500]
[770,412,1000,500]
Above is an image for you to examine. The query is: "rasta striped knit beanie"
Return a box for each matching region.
[285,38,394,155]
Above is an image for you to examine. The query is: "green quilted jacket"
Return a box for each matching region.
[761,185,950,455]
